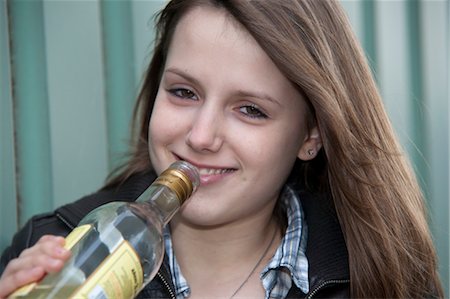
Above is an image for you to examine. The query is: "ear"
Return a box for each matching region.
[297,126,322,161]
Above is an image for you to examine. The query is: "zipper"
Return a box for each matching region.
[157,271,176,299]
[306,279,350,299]
[55,212,76,230]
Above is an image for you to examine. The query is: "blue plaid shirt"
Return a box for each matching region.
[163,185,309,298]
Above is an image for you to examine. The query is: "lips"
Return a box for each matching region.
[174,154,236,184]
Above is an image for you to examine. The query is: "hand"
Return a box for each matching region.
[0,235,71,299]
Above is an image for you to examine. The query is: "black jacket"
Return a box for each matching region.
[0,171,350,298]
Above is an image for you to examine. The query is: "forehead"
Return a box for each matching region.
[166,6,305,109]
[173,5,256,56]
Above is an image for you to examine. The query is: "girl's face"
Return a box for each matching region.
[149,6,319,227]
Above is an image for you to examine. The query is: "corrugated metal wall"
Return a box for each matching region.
[0,0,448,294]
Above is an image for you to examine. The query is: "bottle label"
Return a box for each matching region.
[69,240,143,299]
[65,224,93,249]
[9,225,143,299]
[8,224,93,297]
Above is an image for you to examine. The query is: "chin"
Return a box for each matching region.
[176,202,231,228]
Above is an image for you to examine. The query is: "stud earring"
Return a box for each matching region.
[307,149,315,156]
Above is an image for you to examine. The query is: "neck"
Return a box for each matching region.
[169,214,281,298]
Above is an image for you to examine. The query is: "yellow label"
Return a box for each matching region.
[8,225,93,298]
[69,240,143,299]
[65,224,92,250]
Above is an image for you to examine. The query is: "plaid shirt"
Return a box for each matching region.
[163,185,309,299]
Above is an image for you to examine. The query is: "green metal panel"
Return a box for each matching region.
[8,0,53,224]
[420,1,449,295]
[42,0,109,208]
[0,0,18,252]
[406,0,428,191]
[131,0,166,80]
[376,0,414,153]
[339,1,363,42]
[100,1,136,171]
[361,0,378,74]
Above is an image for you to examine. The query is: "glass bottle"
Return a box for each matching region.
[10,161,199,299]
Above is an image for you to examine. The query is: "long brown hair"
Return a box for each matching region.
[107,0,443,297]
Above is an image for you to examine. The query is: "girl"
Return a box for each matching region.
[0,1,443,298]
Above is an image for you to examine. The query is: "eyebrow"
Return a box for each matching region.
[164,67,282,107]
[165,67,203,89]
[235,90,282,107]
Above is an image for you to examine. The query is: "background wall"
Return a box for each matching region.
[1,0,448,295]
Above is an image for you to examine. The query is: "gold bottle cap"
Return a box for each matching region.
[154,165,196,205]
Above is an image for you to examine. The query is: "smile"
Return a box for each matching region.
[198,168,235,175]
[174,154,236,185]
[196,167,235,185]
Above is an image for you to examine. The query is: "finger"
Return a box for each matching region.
[23,235,65,252]
[21,235,67,259]
[3,247,70,278]
[24,252,68,273]
[0,266,45,298]
[37,237,70,260]
[0,236,71,298]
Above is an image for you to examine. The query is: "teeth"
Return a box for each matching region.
[198,168,233,175]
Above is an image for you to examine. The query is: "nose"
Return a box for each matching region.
[186,106,223,153]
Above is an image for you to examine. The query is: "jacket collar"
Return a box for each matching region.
[297,189,349,288]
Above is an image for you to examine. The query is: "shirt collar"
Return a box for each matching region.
[163,185,309,299]
[261,185,309,298]
[163,227,190,298]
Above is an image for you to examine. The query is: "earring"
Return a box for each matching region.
[307,149,315,156]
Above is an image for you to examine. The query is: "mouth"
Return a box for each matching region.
[197,168,235,175]
[174,154,237,184]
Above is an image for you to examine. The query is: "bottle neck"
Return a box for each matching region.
[134,161,198,225]
[136,184,182,225]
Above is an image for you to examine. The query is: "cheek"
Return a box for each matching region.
[148,112,162,168]
[244,125,304,177]
[260,141,297,170]
[148,106,165,146]
[148,98,176,163]
[149,98,179,143]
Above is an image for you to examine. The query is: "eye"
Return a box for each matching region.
[168,88,198,101]
[238,104,268,119]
